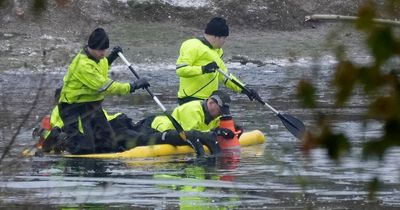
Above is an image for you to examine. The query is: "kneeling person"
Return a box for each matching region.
[35,88,140,154]
[58,28,149,154]
[39,106,135,153]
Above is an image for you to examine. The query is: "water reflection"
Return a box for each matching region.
[0,148,276,208]
[153,151,242,209]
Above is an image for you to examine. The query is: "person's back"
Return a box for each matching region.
[151,99,220,132]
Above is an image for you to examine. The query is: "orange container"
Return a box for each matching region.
[217,117,241,149]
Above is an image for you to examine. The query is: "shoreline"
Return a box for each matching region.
[0,0,372,71]
[0,20,367,72]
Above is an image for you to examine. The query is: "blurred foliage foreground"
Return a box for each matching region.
[297,1,400,198]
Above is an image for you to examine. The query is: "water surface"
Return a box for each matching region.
[1,57,399,209]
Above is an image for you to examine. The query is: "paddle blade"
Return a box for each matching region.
[277,113,306,139]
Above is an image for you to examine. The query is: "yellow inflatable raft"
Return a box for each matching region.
[64,130,265,159]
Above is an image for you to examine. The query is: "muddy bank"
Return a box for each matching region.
[0,0,376,71]
[1,0,369,31]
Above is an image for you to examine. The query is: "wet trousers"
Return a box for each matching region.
[59,101,115,154]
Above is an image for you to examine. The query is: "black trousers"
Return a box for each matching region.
[59,101,115,154]
[115,115,219,154]
[111,115,186,149]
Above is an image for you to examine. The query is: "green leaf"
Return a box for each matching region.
[367,177,380,200]
[358,66,382,94]
[382,119,400,145]
[368,96,399,120]
[367,27,398,65]
[363,139,388,160]
[333,61,359,106]
[320,126,351,161]
[32,0,47,15]
[363,119,400,159]
[0,0,7,8]
[297,79,316,108]
[355,3,375,31]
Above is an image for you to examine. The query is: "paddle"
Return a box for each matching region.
[117,52,190,142]
[216,68,306,139]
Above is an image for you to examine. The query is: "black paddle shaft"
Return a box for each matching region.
[117,52,187,141]
[216,68,306,139]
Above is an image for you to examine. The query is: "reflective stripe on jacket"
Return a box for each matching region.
[176,38,244,100]
[151,100,219,132]
[60,49,130,103]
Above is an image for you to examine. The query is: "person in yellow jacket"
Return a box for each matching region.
[37,88,138,153]
[124,90,242,156]
[58,28,150,154]
[176,17,260,105]
[36,89,241,156]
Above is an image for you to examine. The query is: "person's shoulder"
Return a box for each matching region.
[99,57,109,65]
[181,38,209,54]
[78,58,97,68]
[184,37,199,42]
[182,38,202,45]
[73,52,91,63]
[70,58,98,74]
[181,100,203,109]
[216,47,224,55]
[77,53,100,66]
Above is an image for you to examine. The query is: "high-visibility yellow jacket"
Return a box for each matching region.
[176,38,244,100]
[60,48,130,103]
[151,100,219,132]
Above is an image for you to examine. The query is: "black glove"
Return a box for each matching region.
[42,127,61,153]
[214,127,235,139]
[42,127,68,153]
[130,78,150,92]
[241,85,261,101]
[158,130,206,157]
[187,131,221,155]
[202,62,219,74]
[112,46,123,55]
[107,46,123,65]
[199,133,221,155]
[53,131,68,153]
[187,137,206,157]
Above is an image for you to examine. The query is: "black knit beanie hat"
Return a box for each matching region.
[205,17,229,37]
[88,28,109,50]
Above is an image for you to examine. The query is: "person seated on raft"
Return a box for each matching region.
[35,88,141,154]
[119,90,243,156]
[36,90,243,156]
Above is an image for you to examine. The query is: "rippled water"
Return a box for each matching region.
[1,56,399,209]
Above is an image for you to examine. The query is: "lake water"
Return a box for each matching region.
[0,55,399,209]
